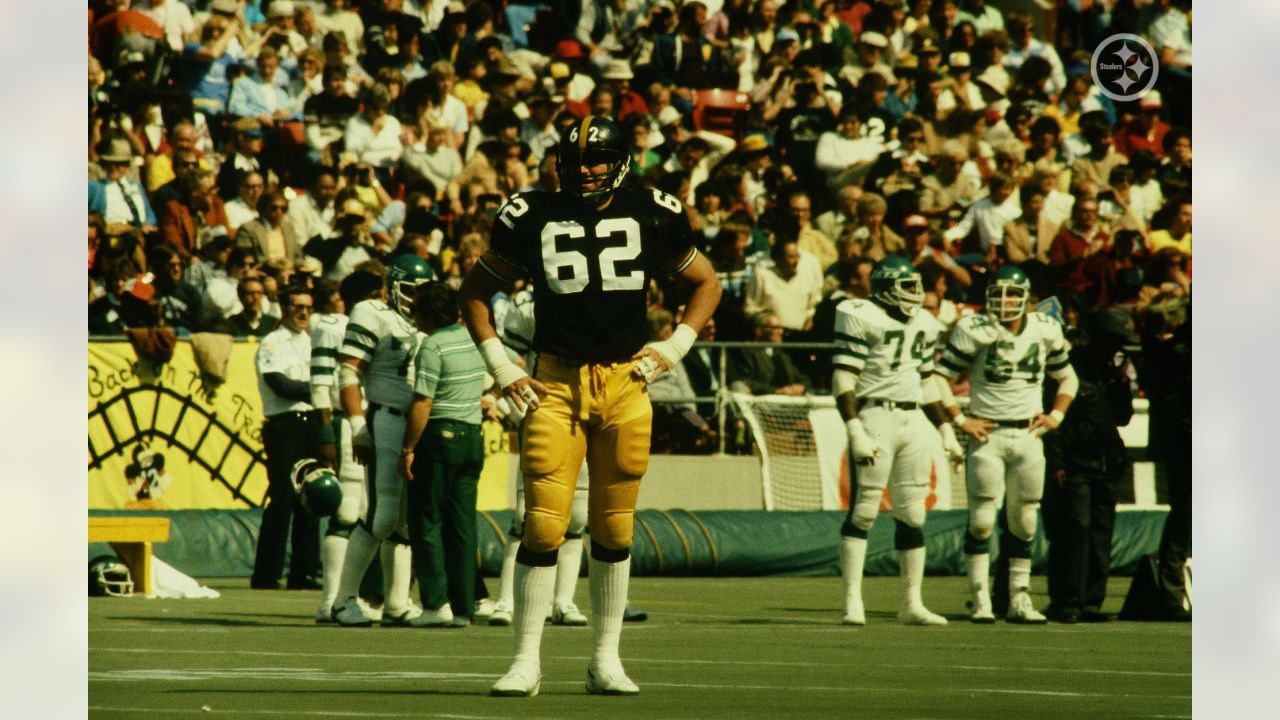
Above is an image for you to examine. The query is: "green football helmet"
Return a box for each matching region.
[291,459,342,517]
[869,255,925,316]
[386,254,436,319]
[985,265,1032,323]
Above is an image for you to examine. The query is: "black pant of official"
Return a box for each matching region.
[1157,452,1192,610]
[408,419,484,617]
[253,410,323,587]
[1042,471,1119,614]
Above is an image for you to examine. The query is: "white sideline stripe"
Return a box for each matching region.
[87,708,547,720]
[87,672,1189,702]
[90,648,1188,678]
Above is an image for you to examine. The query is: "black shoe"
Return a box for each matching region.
[1154,605,1192,622]
[286,576,323,590]
[1080,607,1113,623]
[623,604,648,622]
[1045,606,1080,624]
[250,578,281,590]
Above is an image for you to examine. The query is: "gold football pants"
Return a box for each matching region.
[519,353,652,553]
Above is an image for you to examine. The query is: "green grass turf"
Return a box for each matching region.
[89,576,1189,719]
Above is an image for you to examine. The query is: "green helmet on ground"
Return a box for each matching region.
[291,459,342,517]
[386,254,436,319]
[869,255,925,316]
[985,264,1032,323]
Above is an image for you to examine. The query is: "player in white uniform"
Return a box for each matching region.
[330,255,436,627]
[935,265,1078,623]
[833,256,951,626]
[309,270,385,623]
[488,288,591,627]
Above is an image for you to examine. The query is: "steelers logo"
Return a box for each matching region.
[1090,33,1160,103]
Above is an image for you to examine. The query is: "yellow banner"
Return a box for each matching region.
[89,341,270,509]
[89,341,514,511]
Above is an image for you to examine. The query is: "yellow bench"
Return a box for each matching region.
[88,516,171,596]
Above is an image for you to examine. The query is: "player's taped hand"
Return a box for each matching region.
[938,423,964,462]
[349,415,373,465]
[845,418,879,466]
[633,323,698,383]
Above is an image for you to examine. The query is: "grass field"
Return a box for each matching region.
[89,576,1190,719]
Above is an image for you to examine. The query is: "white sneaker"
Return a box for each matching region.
[491,662,541,697]
[898,602,948,626]
[474,598,495,620]
[842,595,866,625]
[408,603,455,627]
[381,602,423,627]
[970,587,996,624]
[586,663,639,696]
[316,602,335,624]
[489,599,513,626]
[332,598,373,627]
[1007,590,1047,624]
[552,601,588,626]
[357,598,383,623]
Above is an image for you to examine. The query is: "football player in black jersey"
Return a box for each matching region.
[461,116,721,697]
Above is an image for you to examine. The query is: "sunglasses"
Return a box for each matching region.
[268,204,288,211]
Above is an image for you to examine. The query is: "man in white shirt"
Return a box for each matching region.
[140,0,196,53]
[401,120,463,195]
[253,286,323,590]
[287,167,339,246]
[814,107,883,195]
[1003,12,1066,96]
[743,237,823,333]
[344,84,403,168]
[224,171,265,231]
[943,171,1021,252]
[659,131,737,206]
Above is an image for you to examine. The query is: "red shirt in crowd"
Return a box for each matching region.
[1113,119,1170,159]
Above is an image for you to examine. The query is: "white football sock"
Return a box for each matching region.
[497,538,520,606]
[554,537,584,607]
[335,526,379,603]
[966,552,990,593]
[899,547,927,608]
[384,540,414,613]
[840,536,867,611]
[1009,557,1032,596]
[589,556,630,670]
[320,534,348,609]
[511,562,555,667]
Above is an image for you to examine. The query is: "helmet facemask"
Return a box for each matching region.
[875,275,924,317]
[391,279,426,319]
[986,282,1028,323]
[90,558,135,597]
[558,146,629,206]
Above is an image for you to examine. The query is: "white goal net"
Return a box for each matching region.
[731,393,960,511]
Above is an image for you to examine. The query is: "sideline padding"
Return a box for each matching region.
[88,508,1167,578]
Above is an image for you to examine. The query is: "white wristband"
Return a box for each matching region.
[647,323,699,369]
[951,412,968,427]
[1049,409,1065,425]
[479,337,528,389]
[347,413,366,438]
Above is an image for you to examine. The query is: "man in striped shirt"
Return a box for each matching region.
[399,282,490,627]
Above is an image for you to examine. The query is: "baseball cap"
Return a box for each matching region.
[657,105,683,127]
[859,31,889,49]
[339,198,367,219]
[548,61,571,81]
[234,118,265,138]
[210,0,240,15]
[949,51,971,70]
[776,28,800,44]
[555,40,584,59]
[602,59,634,81]
[904,214,928,230]
[1140,90,1163,110]
[267,1,294,19]
[739,135,770,154]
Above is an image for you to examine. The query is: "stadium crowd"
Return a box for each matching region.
[86,0,1191,620]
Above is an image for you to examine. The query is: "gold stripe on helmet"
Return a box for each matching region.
[578,116,593,151]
